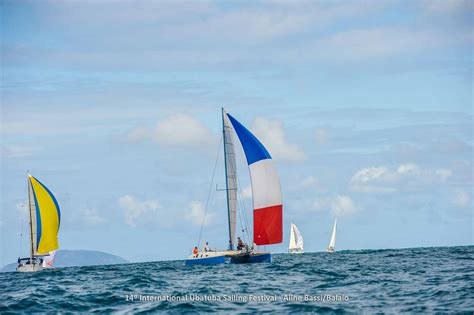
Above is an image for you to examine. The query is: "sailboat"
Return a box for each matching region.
[288,223,304,254]
[17,174,61,272]
[326,218,337,253]
[186,109,283,265]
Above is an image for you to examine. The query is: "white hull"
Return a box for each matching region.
[326,247,335,253]
[16,263,44,272]
[288,248,304,254]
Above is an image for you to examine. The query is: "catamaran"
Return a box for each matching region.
[186,109,283,265]
[326,218,337,253]
[17,174,61,272]
[288,223,304,254]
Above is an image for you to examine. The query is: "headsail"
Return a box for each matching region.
[226,113,282,246]
[222,109,238,249]
[328,218,337,250]
[28,179,38,257]
[289,223,303,251]
[42,250,57,268]
[289,223,296,250]
[28,175,61,255]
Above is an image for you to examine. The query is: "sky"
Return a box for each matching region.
[0,0,472,265]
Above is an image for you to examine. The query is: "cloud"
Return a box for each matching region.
[250,117,306,162]
[331,195,357,217]
[118,195,163,227]
[301,175,318,188]
[396,163,420,175]
[452,190,470,208]
[350,164,421,193]
[435,169,453,180]
[127,114,212,147]
[1,145,42,158]
[423,0,472,14]
[351,166,389,183]
[185,201,215,226]
[351,164,461,194]
[80,208,106,226]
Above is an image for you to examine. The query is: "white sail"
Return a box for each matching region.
[289,223,304,253]
[223,111,238,249]
[289,223,296,250]
[42,250,57,268]
[327,218,337,252]
[28,178,38,256]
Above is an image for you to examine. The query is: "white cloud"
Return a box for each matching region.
[1,145,42,158]
[242,185,253,199]
[351,163,425,193]
[435,169,452,181]
[351,164,461,194]
[351,166,388,183]
[80,208,106,226]
[331,195,357,217]
[185,201,215,226]
[301,175,318,188]
[351,185,396,193]
[128,113,212,147]
[312,197,329,211]
[396,163,420,175]
[250,117,306,162]
[453,190,470,208]
[118,195,163,227]
[424,0,470,13]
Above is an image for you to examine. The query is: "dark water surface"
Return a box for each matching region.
[1,246,473,313]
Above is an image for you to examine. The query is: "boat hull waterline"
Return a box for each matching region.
[185,250,272,265]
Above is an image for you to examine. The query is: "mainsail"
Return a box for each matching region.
[226,113,283,246]
[28,175,61,256]
[289,223,303,252]
[222,110,238,249]
[328,218,337,250]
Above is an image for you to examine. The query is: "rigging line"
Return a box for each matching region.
[236,174,252,243]
[197,134,223,248]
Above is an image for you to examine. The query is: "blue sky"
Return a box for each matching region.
[0,0,472,265]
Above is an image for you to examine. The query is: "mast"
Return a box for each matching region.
[222,108,233,250]
[27,175,34,261]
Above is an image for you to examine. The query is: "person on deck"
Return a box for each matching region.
[193,246,198,257]
[205,242,211,252]
[237,237,244,250]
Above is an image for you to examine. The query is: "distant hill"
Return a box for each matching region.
[1,249,128,272]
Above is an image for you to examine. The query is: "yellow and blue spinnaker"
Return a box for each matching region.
[29,175,61,255]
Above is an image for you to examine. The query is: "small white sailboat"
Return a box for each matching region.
[186,109,283,265]
[288,223,304,253]
[326,218,337,253]
[17,174,61,272]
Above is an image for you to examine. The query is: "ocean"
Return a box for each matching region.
[1,246,472,313]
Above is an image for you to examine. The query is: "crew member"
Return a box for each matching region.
[237,237,244,250]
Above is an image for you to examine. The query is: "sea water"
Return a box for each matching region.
[1,246,472,313]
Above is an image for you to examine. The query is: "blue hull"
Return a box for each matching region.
[230,253,272,264]
[185,255,225,266]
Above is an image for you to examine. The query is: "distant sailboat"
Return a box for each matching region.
[17,174,61,272]
[326,218,337,253]
[186,109,283,265]
[288,223,304,253]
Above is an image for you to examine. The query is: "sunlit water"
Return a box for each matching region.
[1,246,472,313]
